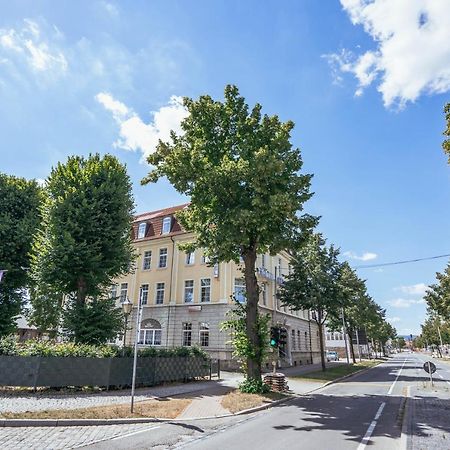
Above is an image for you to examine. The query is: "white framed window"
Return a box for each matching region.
[199,323,209,347]
[138,329,162,346]
[291,330,296,350]
[261,254,266,268]
[142,251,152,270]
[120,283,128,302]
[140,284,149,305]
[161,216,171,234]
[155,282,165,305]
[261,283,267,306]
[183,323,192,346]
[186,251,195,265]
[201,254,210,264]
[110,284,118,299]
[158,248,168,268]
[137,222,146,239]
[200,278,211,303]
[184,280,194,303]
[234,278,246,303]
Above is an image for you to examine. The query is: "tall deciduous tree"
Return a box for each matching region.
[424,263,450,319]
[142,85,315,381]
[278,233,342,371]
[0,174,41,337]
[30,154,135,343]
[443,103,450,161]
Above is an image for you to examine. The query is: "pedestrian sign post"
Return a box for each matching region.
[423,361,436,386]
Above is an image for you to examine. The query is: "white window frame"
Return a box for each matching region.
[141,284,149,305]
[158,248,168,268]
[234,278,246,303]
[155,282,165,305]
[199,322,209,347]
[110,284,118,299]
[182,323,192,346]
[200,278,211,303]
[261,283,267,306]
[261,254,266,268]
[201,254,210,264]
[142,250,152,270]
[138,328,162,346]
[161,216,171,234]
[184,280,194,303]
[120,283,128,302]
[186,251,195,265]
[137,222,146,239]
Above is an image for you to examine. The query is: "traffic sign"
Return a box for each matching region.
[423,361,436,374]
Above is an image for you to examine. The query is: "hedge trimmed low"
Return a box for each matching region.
[0,336,208,359]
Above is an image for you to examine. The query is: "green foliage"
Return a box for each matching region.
[0,336,209,359]
[31,153,135,306]
[221,301,271,372]
[443,103,450,162]
[238,377,270,394]
[142,85,316,380]
[424,263,450,319]
[417,314,450,348]
[62,297,123,345]
[279,233,342,324]
[0,174,41,336]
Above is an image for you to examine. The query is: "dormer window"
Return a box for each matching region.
[162,216,172,234]
[137,222,146,239]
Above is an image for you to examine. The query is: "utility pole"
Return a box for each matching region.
[341,307,350,364]
[355,328,362,362]
[130,286,143,413]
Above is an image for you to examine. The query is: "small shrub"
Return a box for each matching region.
[239,378,270,394]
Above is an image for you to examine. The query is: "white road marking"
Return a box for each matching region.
[111,425,161,440]
[388,358,408,395]
[357,402,386,450]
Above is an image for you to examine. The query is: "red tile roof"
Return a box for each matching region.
[132,203,189,241]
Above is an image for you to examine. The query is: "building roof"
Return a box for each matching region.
[132,203,190,241]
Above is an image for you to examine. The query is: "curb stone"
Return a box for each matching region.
[0,362,381,427]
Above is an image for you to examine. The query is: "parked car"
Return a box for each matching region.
[326,351,339,362]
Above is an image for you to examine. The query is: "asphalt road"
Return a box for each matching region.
[86,353,450,449]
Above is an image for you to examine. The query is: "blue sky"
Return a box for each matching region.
[1,0,450,335]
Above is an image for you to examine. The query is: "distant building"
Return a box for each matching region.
[112,204,323,368]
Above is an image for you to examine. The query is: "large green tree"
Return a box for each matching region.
[424,263,450,319]
[443,102,450,161]
[143,85,315,381]
[0,174,41,336]
[278,233,342,371]
[30,154,135,343]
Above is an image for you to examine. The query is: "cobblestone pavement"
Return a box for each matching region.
[0,423,157,449]
[0,380,215,413]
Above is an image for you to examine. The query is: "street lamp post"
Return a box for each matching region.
[130,287,143,414]
[121,297,133,356]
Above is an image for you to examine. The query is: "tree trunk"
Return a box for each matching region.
[348,330,356,364]
[77,277,87,304]
[243,248,261,381]
[317,313,326,371]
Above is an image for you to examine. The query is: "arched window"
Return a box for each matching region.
[139,319,162,346]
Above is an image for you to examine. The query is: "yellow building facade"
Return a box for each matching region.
[113,204,321,368]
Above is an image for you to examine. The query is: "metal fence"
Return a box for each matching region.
[0,355,210,389]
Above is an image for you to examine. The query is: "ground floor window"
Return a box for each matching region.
[138,329,161,346]
[183,323,192,346]
[199,322,209,347]
[291,329,296,350]
[234,278,246,303]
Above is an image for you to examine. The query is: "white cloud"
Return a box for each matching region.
[96,93,188,161]
[326,0,450,108]
[0,19,67,75]
[387,316,401,324]
[101,1,119,17]
[388,297,425,308]
[343,251,378,261]
[395,283,428,296]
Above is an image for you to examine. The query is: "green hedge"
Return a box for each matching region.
[0,336,208,360]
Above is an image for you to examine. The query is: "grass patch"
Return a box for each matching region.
[0,398,191,420]
[221,390,286,414]
[293,360,380,382]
